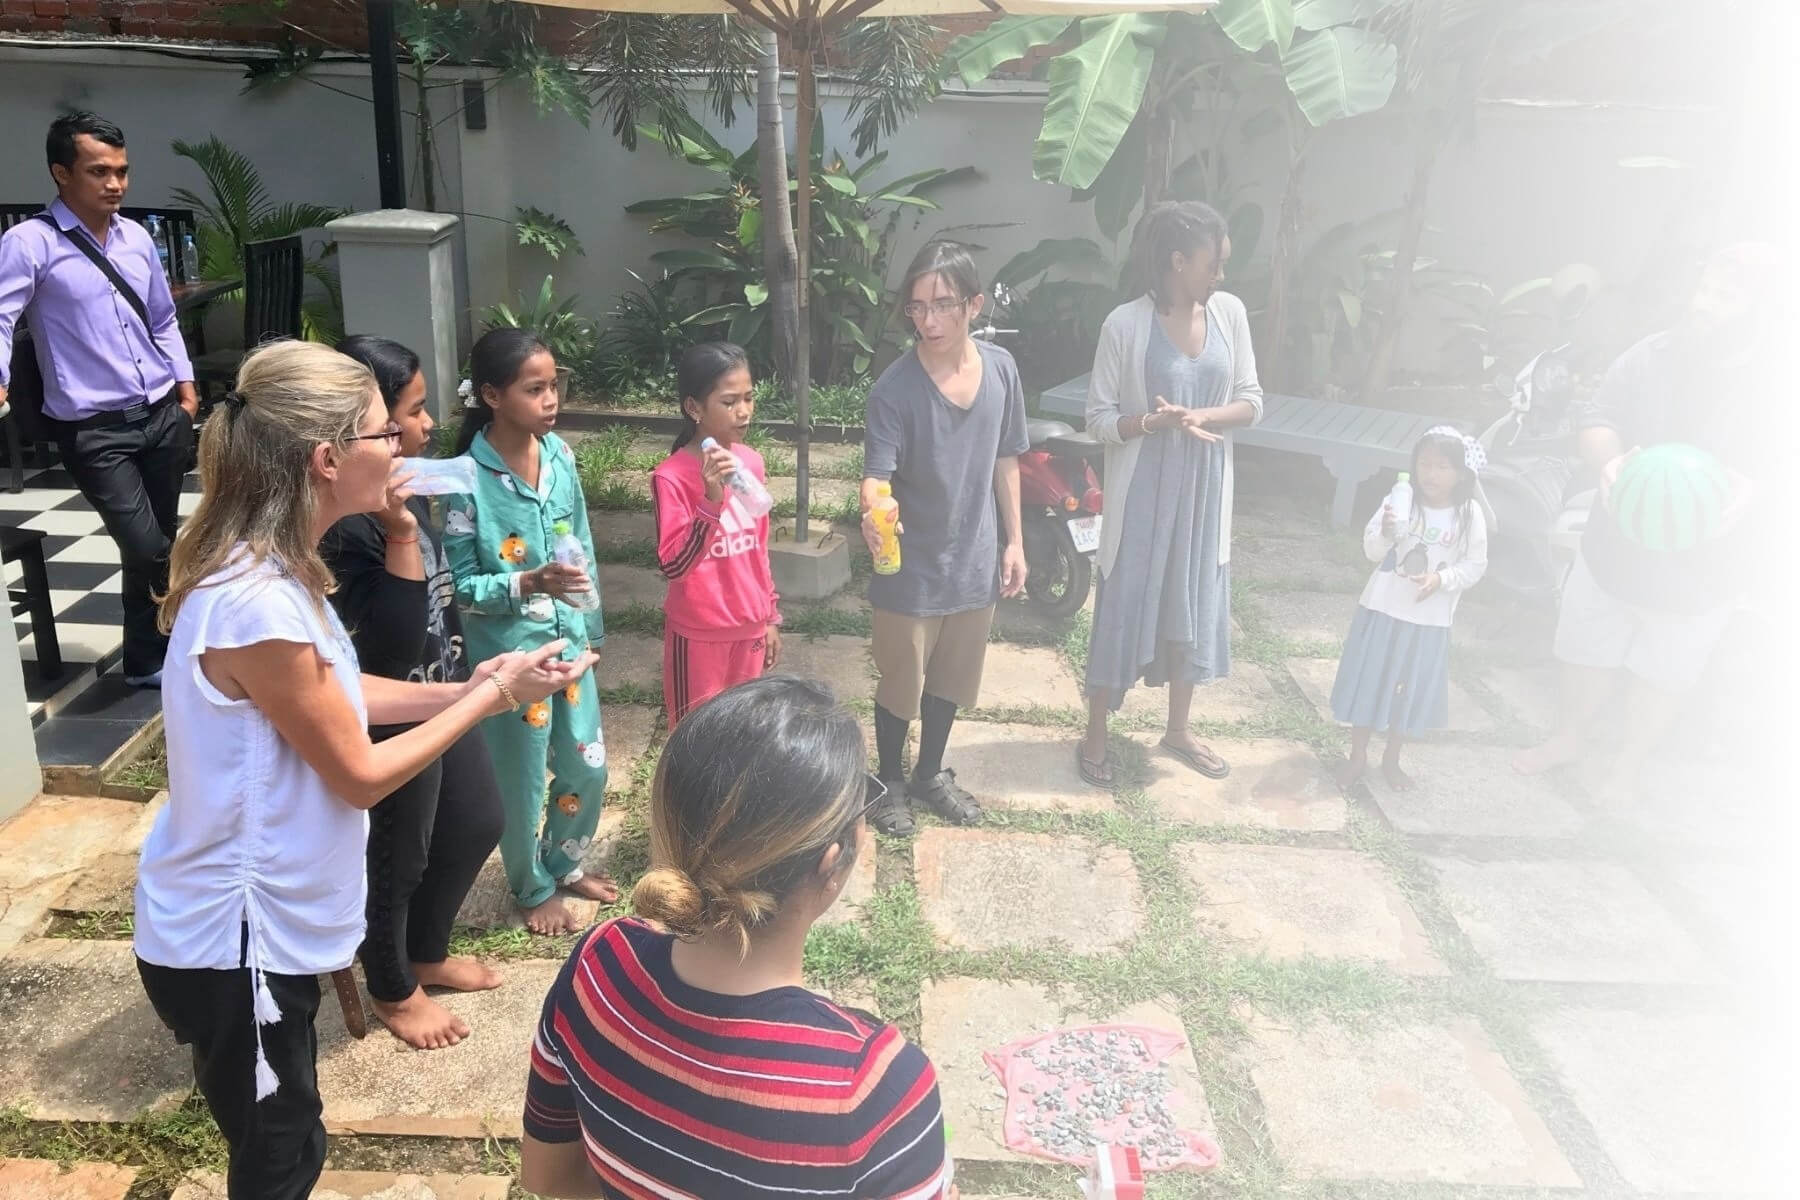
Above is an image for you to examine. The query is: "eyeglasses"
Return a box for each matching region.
[855,773,889,823]
[902,296,969,320]
[347,425,402,450]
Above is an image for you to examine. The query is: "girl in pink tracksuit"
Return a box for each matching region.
[652,342,781,727]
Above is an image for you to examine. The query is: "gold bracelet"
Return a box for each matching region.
[491,676,520,712]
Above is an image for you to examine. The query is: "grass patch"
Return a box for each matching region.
[109,733,168,792]
[47,910,136,939]
[594,538,660,569]
[595,681,662,708]
[782,606,873,639]
[588,477,651,512]
[446,924,583,963]
[602,602,664,637]
[0,1096,227,1196]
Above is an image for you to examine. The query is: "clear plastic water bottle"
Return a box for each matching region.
[180,232,200,283]
[396,455,476,496]
[700,437,774,518]
[144,215,171,277]
[550,520,601,612]
[1387,471,1414,528]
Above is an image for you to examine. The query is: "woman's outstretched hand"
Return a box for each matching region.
[471,640,596,712]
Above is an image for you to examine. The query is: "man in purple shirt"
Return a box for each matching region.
[0,112,199,686]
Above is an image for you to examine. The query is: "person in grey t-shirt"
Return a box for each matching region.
[859,241,1029,836]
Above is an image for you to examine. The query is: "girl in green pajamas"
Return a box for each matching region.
[445,329,613,935]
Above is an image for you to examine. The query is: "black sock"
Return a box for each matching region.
[914,693,957,782]
[873,704,910,783]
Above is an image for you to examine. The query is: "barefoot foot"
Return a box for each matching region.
[1381,759,1415,791]
[371,988,470,1050]
[1512,734,1581,775]
[414,956,502,993]
[521,895,580,935]
[562,872,620,903]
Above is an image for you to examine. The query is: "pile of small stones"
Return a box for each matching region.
[1008,1029,1188,1167]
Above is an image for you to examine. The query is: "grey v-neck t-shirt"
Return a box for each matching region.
[862,341,1030,617]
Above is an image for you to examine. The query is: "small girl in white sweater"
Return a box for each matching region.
[1331,427,1489,789]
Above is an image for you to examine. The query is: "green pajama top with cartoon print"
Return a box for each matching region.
[444,428,609,908]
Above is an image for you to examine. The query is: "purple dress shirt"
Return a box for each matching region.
[0,198,194,421]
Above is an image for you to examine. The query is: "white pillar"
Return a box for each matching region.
[0,605,41,819]
[325,210,463,423]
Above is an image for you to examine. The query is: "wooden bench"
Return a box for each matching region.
[1038,374,1444,527]
[3,525,62,680]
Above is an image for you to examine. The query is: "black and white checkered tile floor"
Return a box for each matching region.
[2,464,202,719]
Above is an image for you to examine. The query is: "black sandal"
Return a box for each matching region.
[1077,746,1117,789]
[868,779,916,837]
[911,768,984,825]
[1159,737,1230,779]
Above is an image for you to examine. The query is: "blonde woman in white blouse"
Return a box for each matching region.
[133,340,594,1200]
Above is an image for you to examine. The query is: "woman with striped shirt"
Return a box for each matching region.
[520,676,952,1199]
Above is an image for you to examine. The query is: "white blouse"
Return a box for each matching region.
[134,554,368,1097]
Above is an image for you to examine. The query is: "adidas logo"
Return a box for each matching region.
[710,530,759,558]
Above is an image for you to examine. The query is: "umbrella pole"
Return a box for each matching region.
[791,33,817,543]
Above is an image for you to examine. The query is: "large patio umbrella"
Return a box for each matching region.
[517,0,1215,540]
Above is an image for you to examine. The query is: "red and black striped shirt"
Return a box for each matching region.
[525,918,949,1199]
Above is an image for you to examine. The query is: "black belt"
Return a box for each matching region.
[54,390,174,431]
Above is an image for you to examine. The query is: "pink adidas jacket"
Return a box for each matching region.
[651,445,779,642]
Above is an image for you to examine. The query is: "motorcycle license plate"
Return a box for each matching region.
[1067,515,1101,554]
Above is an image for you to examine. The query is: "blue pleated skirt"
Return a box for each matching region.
[1329,607,1451,735]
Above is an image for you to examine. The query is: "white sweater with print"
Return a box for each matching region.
[1356,502,1488,628]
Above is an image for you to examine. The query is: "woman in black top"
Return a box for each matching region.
[322,335,505,1049]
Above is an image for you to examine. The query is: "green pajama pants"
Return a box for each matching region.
[479,669,608,909]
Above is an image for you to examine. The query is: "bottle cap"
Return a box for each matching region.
[876,482,892,496]
[1396,472,1410,482]
[700,436,720,452]
[553,520,572,535]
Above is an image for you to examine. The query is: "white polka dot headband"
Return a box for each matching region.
[1424,425,1487,474]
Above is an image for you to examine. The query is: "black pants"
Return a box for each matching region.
[52,396,193,678]
[360,726,504,1002]
[137,949,325,1200]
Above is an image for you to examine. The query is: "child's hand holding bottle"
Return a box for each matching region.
[699,441,739,505]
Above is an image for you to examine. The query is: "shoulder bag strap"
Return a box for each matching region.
[33,211,153,332]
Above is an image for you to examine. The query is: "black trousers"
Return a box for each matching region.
[360,726,504,1002]
[137,948,325,1200]
[52,396,193,678]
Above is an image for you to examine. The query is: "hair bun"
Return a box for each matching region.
[631,867,706,937]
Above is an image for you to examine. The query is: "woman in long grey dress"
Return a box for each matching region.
[1078,202,1264,786]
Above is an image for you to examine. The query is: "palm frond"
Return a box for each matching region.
[837,18,944,157]
[564,14,691,150]
[685,15,758,127]
[171,136,271,247]
[259,202,350,240]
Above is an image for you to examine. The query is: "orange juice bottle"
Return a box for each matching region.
[870,483,902,575]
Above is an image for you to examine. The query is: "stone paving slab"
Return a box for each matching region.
[1244,1011,1577,1186]
[1530,1007,1778,1193]
[974,643,1081,713]
[1287,656,1497,734]
[0,794,147,953]
[1475,665,1558,730]
[1233,535,1368,593]
[0,1159,136,1200]
[1428,857,1713,984]
[1143,738,1343,831]
[456,808,627,930]
[1117,663,1279,727]
[1176,844,1443,975]
[598,703,658,792]
[940,722,1117,815]
[814,841,877,928]
[1366,745,1586,839]
[596,631,662,692]
[588,508,655,550]
[914,830,1142,954]
[172,1170,510,1199]
[0,939,189,1120]
[778,634,876,704]
[1247,589,1356,648]
[48,793,168,915]
[318,958,563,1138]
[919,978,1213,1165]
[599,562,666,611]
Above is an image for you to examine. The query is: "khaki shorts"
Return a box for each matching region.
[871,605,995,719]
[1553,551,1731,690]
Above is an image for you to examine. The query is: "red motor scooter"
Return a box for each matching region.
[975,286,1104,622]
